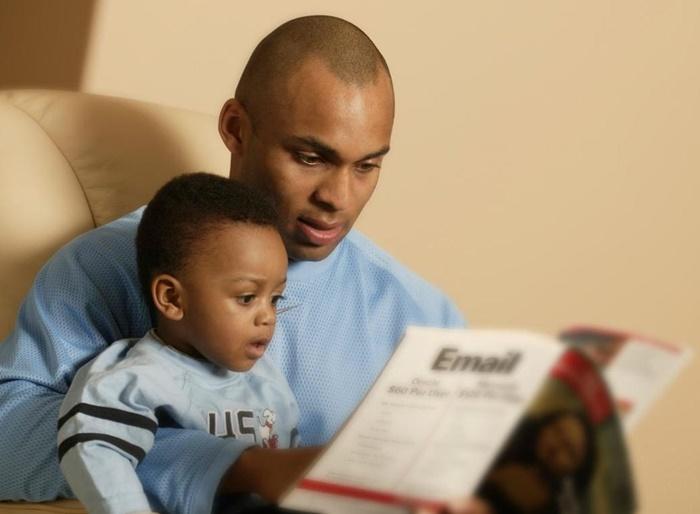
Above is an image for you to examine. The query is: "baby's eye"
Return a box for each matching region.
[271,295,285,308]
[238,294,255,305]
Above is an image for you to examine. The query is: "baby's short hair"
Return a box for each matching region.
[136,173,279,308]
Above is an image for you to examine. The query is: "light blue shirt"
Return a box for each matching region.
[0,208,464,514]
[58,331,298,514]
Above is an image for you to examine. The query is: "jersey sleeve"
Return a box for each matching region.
[57,362,163,514]
[0,213,150,502]
[444,298,467,328]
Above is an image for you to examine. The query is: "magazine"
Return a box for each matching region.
[280,326,689,514]
[559,325,693,432]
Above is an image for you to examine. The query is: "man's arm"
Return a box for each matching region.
[0,216,278,513]
[0,381,71,500]
[0,241,139,501]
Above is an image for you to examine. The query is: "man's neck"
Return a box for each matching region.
[286,235,346,281]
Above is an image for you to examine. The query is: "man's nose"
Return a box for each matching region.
[311,167,351,211]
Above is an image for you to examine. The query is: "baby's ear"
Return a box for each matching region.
[151,274,185,321]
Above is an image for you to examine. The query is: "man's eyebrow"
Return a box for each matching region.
[360,146,391,161]
[287,136,339,160]
[287,136,390,162]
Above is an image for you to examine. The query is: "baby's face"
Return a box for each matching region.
[177,222,287,371]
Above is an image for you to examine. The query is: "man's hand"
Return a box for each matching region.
[218,446,322,502]
[219,447,492,514]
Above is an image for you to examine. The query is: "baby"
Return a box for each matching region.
[57,173,298,514]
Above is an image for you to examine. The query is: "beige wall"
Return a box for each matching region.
[2,1,699,512]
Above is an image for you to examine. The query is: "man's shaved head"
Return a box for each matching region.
[236,15,393,127]
[220,15,395,261]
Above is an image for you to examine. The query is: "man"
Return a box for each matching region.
[0,15,468,514]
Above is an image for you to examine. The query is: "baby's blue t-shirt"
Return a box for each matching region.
[58,331,299,514]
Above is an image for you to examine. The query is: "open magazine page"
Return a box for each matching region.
[475,349,635,514]
[281,327,566,514]
[559,326,694,431]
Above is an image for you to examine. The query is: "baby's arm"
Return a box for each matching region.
[57,351,161,514]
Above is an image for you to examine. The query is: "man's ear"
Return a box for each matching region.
[151,274,185,321]
[218,98,250,156]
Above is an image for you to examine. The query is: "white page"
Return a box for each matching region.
[604,337,693,430]
[282,327,565,514]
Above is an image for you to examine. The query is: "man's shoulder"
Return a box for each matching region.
[64,208,144,257]
[41,208,144,283]
[342,230,443,294]
[341,230,465,326]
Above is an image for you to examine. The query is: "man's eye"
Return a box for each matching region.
[356,162,379,173]
[238,295,255,305]
[297,153,322,166]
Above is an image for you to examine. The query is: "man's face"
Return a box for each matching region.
[177,223,288,371]
[231,59,394,261]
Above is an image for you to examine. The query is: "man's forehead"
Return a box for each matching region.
[245,58,394,160]
[274,60,393,124]
[282,56,392,98]
[246,58,388,121]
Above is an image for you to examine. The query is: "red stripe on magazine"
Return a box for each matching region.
[561,324,682,354]
[551,349,614,424]
[297,479,444,510]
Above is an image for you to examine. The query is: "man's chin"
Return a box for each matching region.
[287,241,339,262]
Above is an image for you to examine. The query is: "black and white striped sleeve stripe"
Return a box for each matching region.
[57,403,158,463]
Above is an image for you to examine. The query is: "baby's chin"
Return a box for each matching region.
[217,344,269,371]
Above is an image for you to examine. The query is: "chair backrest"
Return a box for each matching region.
[0,89,229,339]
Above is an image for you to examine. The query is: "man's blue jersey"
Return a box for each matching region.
[0,208,464,514]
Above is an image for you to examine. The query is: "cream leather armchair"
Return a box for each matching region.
[0,89,229,512]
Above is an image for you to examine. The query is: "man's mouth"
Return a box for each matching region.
[297,217,344,246]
